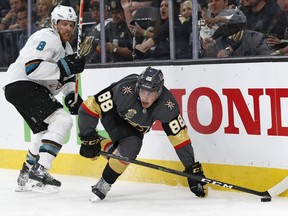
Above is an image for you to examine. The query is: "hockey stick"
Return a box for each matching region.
[52,0,62,5]
[71,0,85,106]
[98,151,288,199]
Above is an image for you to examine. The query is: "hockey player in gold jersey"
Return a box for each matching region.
[78,66,208,201]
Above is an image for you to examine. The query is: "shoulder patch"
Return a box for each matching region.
[122,85,133,95]
[164,99,176,111]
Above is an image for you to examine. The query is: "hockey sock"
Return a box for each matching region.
[102,163,121,185]
[26,150,37,166]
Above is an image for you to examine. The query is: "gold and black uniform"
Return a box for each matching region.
[78,68,208,199]
[78,74,195,168]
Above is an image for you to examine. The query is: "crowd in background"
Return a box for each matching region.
[1,0,288,67]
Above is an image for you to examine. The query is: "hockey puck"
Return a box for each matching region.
[261,197,272,202]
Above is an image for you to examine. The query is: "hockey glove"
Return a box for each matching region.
[64,92,83,115]
[57,54,86,79]
[185,162,208,198]
[79,131,102,159]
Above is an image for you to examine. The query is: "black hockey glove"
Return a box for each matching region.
[185,162,208,198]
[57,54,86,79]
[64,92,83,115]
[79,131,102,158]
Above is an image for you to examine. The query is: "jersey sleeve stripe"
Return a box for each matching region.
[174,139,191,150]
[58,58,71,75]
[81,102,100,118]
[25,59,43,75]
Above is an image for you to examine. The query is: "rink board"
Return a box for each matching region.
[1,62,288,196]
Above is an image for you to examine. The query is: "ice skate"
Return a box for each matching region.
[90,177,111,202]
[26,180,60,193]
[15,162,31,192]
[27,162,61,193]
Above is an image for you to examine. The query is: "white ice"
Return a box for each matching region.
[1,168,288,216]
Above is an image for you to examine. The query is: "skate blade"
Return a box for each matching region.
[89,195,101,203]
[15,185,32,192]
[26,179,60,194]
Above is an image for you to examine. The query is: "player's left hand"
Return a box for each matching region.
[58,54,86,79]
[65,92,83,115]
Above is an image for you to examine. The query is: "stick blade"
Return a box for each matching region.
[268,176,288,197]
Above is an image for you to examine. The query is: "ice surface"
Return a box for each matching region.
[1,169,288,216]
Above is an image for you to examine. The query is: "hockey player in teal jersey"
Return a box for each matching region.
[78,66,208,201]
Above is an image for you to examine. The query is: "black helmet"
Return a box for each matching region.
[136,67,164,94]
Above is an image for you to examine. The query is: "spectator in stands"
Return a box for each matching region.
[0,0,10,17]
[209,0,228,17]
[134,0,196,60]
[120,0,162,60]
[121,0,163,43]
[83,0,91,12]
[239,0,250,13]
[242,0,285,39]
[15,7,37,50]
[83,1,101,36]
[203,9,274,58]
[121,0,159,14]
[271,0,288,55]
[199,1,209,19]
[84,0,111,35]
[0,0,26,31]
[34,0,54,29]
[95,0,133,62]
[84,0,112,63]
[200,0,228,52]
[134,0,181,59]
[202,0,239,22]
[134,0,199,60]
[88,0,101,26]
[228,0,238,9]
[179,0,192,23]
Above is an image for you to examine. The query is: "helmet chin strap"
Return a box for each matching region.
[51,18,58,32]
[52,24,58,32]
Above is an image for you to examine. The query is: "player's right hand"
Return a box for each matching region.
[79,131,101,159]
